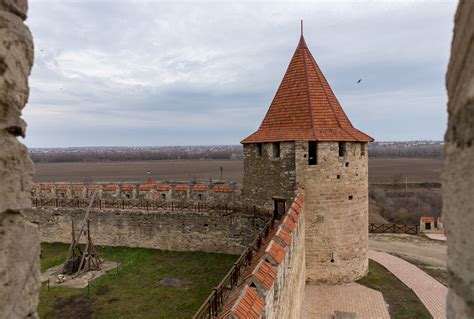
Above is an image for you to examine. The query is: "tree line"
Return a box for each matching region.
[29,146,243,163]
[368,142,443,159]
[29,142,443,163]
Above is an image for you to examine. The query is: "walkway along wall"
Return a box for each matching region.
[217,193,305,319]
[25,207,267,255]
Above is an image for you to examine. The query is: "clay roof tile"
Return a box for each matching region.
[156,184,172,191]
[241,34,373,144]
[266,240,286,264]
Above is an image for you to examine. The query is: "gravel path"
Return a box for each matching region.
[369,233,447,268]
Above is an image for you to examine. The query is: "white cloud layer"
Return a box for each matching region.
[24,0,457,147]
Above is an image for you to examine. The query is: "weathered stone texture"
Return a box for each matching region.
[25,208,266,255]
[0,0,28,20]
[220,194,306,319]
[242,140,369,285]
[296,141,368,284]
[0,0,39,318]
[242,142,296,211]
[444,1,474,318]
[266,200,306,318]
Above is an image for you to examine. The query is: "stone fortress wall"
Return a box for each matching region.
[220,193,306,319]
[31,181,237,203]
[242,140,369,285]
[242,142,297,211]
[25,207,267,255]
[296,141,369,284]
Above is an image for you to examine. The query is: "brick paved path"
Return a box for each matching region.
[369,250,447,319]
[303,283,390,318]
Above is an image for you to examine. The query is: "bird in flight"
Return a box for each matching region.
[357,79,362,83]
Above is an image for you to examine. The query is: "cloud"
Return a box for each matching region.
[24,0,457,147]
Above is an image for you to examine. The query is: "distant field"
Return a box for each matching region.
[33,158,443,184]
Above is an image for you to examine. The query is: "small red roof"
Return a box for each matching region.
[194,185,209,191]
[242,34,373,143]
[253,260,277,290]
[121,184,136,191]
[266,240,286,264]
[233,286,264,319]
[276,228,292,246]
[156,184,172,191]
[420,216,435,222]
[72,184,85,191]
[139,184,153,191]
[103,184,119,191]
[175,185,190,191]
[213,185,234,193]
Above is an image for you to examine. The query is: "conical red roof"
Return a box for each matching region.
[241,35,373,144]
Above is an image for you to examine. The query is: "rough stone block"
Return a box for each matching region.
[0,0,28,20]
[0,213,40,318]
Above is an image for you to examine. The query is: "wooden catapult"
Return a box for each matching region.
[62,191,102,277]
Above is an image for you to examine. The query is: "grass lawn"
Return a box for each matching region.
[357,260,431,319]
[39,243,237,319]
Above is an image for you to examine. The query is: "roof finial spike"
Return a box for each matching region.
[301,19,304,37]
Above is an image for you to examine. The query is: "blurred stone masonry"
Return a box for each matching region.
[0,0,40,318]
[444,1,474,318]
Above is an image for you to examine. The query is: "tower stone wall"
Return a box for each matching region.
[296,141,369,284]
[241,141,369,284]
[242,142,297,211]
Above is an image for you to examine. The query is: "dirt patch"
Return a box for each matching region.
[54,296,93,319]
[159,278,190,287]
[369,233,447,268]
[41,260,119,289]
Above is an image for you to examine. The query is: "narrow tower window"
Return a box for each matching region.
[256,143,262,157]
[361,143,366,156]
[338,142,346,157]
[273,142,280,158]
[308,141,317,165]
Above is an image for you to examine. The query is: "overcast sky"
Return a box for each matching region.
[24,0,457,147]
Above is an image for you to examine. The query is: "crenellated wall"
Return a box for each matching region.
[219,193,305,319]
[31,182,236,203]
[25,207,267,255]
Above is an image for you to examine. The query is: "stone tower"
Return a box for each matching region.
[241,30,373,284]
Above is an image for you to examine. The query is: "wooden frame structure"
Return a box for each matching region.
[62,191,102,276]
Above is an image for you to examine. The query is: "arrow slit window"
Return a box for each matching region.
[308,141,317,165]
